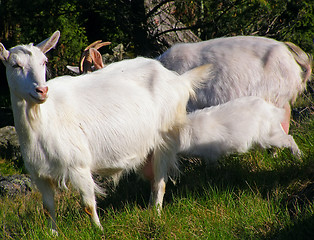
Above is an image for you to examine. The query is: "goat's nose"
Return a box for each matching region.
[36,86,48,95]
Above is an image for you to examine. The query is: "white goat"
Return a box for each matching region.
[0,31,212,233]
[157,36,312,134]
[179,96,301,163]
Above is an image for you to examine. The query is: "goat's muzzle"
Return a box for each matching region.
[35,86,49,102]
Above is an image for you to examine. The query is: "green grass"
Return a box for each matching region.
[0,158,22,175]
[1,94,313,239]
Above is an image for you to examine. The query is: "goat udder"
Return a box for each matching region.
[141,153,154,183]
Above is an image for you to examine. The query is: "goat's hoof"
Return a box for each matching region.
[294,150,303,160]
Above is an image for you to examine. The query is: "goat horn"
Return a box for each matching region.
[94,42,111,50]
[84,40,103,51]
[79,51,91,73]
[80,53,94,74]
[79,54,86,73]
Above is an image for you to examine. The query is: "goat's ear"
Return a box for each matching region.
[66,65,80,74]
[0,43,10,61]
[36,30,60,53]
[89,48,104,69]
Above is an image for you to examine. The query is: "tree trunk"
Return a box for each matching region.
[144,0,200,53]
[130,0,200,56]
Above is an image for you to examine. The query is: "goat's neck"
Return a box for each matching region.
[10,94,42,144]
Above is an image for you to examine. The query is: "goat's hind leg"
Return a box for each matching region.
[150,148,178,214]
[69,168,103,231]
[149,155,167,213]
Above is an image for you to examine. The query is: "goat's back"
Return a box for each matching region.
[158,36,311,110]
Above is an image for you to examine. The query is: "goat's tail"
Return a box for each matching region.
[285,42,312,83]
[180,64,214,100]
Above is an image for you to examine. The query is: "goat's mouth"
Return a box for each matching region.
[29,93,48,104]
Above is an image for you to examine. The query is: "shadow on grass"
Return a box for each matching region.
[263,214,314,240]
[97,111,313,215]
[96,147,313,215]
[96,172,152,212]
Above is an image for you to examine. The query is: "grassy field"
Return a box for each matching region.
[0,92,313,239]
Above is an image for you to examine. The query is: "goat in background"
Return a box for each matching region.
[66,40,111,74]
[157,36,312,134]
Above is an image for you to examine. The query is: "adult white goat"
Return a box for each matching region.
[179,96,301,163]
[157,36,312,134]
[0,31,212,233]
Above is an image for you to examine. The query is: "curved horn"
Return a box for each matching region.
[79,53,86,74]
[79,52,93,74]
[94,42,111,50]
[84,40,103,51]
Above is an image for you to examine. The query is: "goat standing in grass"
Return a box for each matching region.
[0,31,212,233]
[179,96,302,163]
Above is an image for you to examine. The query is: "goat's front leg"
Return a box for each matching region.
[69,167,103,231]
[33,176,57,234]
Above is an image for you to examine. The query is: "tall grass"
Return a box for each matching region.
[1,93,313,239]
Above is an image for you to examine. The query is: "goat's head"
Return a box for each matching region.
[0,31,60,104]
[67,40,111,74]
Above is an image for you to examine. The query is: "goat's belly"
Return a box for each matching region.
[92,153,146,175]
[93,167,123,177]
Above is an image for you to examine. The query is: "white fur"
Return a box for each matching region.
[0,32,212,232]
[157,36,311,110]
[179,97,301,162]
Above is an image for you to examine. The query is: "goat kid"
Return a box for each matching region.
[179,96,302,163]
[0,31,212,233]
